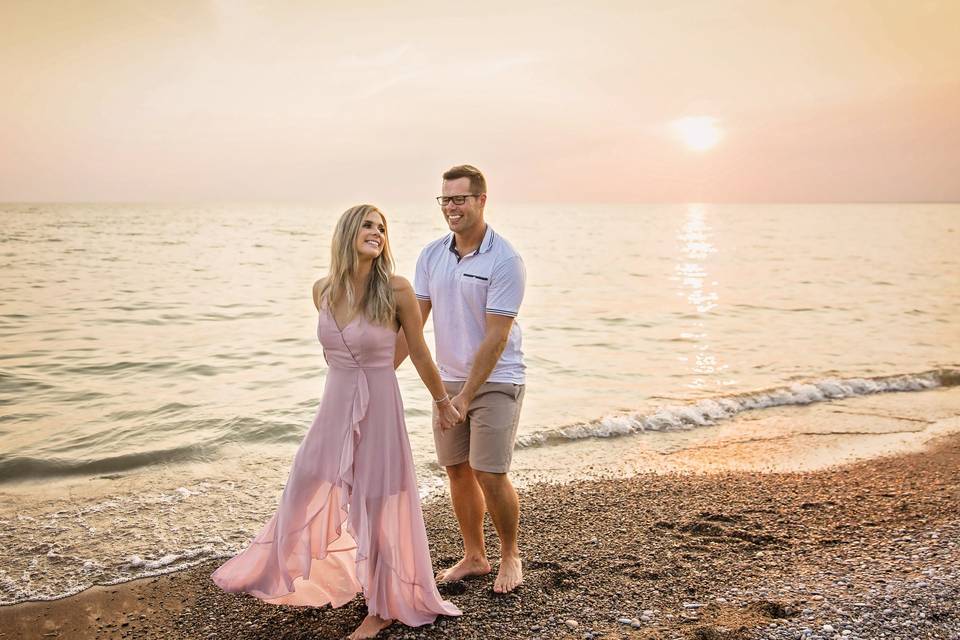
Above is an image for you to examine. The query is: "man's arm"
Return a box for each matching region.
[450,254,526,414]
[450,313,514,416]
[394,299,431,369]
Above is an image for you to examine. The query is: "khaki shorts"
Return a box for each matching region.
[433,381,525,474]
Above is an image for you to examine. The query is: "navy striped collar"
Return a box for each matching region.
[445,225,495,259]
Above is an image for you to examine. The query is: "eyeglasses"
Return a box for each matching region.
[436,194,482,206]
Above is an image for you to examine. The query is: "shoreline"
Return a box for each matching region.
[3,431,958,640]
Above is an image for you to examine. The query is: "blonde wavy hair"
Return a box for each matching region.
[318,204,396,327]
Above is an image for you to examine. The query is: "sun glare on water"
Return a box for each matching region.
[672,117,723,152]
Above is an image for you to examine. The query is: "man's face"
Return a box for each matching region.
[441,177,485,234]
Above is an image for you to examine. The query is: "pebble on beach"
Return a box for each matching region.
[2,433,959,640]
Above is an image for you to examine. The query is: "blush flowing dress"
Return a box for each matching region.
[211,307,461,627]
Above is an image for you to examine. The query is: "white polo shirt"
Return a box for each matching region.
[414,225,526,384]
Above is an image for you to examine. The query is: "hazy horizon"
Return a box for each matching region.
[2,1,959,204]
[4,198,960,206]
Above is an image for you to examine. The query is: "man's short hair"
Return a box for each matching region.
[442,164,487,194]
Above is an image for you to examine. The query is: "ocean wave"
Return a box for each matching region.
[516,368,958,448]
[125,545,225,572]
[0,370,56,394]
[0,446,215,482]
[0,415,306,483]
[0,482,237,606]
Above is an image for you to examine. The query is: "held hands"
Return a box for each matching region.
[434,395,462,431]
[450,392,471,426]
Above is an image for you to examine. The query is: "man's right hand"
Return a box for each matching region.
[450,392,472,428]
[436,402,462,431]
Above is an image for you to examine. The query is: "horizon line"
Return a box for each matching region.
[2,199,959,207]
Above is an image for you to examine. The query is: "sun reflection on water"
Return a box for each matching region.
[672,204,730,389]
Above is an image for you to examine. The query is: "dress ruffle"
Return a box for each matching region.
[211,311,460,627]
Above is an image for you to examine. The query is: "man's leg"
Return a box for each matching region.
[468,383,525,593]
[436,461,492,582]
[434,382,492,582]
[474,470,522,593]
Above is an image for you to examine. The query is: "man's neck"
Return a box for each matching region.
[453,223,487,257]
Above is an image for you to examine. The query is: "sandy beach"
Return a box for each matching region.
[3,427,958,640]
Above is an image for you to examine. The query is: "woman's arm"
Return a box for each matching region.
[393,299,431,369]
[392,276,459,429]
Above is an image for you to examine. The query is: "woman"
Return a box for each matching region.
[212,205,462,639]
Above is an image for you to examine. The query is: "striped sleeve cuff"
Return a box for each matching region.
[415,294,431,301]
[485,307,518,318]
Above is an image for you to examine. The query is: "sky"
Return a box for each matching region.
[1,0,958,203]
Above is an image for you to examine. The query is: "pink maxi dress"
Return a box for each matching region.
[211,308,461,626]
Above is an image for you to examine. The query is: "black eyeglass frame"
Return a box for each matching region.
[435,194,483,206]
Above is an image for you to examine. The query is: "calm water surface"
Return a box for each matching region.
[1,202,958,603]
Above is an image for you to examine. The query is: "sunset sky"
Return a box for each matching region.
[2,0,958,203]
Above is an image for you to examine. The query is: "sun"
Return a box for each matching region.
[672,116,723,152]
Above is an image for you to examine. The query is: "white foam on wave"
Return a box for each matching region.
[1,545,235,606]
[98,551,238,588]
[516,369,950,448]
[125,544,220,571]
[0,479,228,606]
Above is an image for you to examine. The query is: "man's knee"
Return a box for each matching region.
[472,469,508,493]
[445,461,474,482]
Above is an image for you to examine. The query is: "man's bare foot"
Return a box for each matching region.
[493,556,523,593]
[347,614,393,639]
[435,556,492,583]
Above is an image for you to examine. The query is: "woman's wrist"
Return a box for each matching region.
[433,393,451,407]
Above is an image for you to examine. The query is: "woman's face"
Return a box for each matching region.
[355,210,386,259]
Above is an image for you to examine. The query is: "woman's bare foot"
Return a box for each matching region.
[347,614,393,639]
[435,556,492,582]
[493,555,523,593]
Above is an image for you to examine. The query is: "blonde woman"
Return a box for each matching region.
[212,205,462,639]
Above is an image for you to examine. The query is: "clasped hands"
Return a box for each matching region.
[434,392,470,431]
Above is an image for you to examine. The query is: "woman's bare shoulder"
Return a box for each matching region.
[389,274,412,291]
[312,277,327,310]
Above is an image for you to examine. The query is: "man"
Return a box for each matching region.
[395,164,526,593]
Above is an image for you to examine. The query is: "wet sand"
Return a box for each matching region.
[3,429,958,640]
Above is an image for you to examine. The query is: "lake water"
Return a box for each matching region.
[1,202,958,604]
